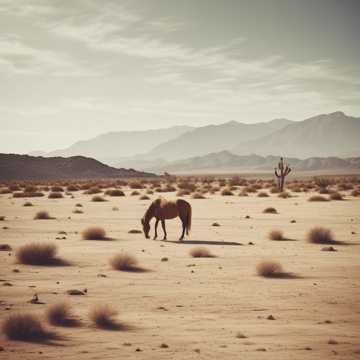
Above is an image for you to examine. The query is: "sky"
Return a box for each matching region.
[0,0,359,153]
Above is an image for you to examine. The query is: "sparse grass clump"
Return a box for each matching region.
[89,305,120,330]
[48,192,63,199]
[23,201,33,207]
[268,230,284,240]
[189,247,215,258]
[105,189,125,197]
[257,191,269,197]
[176,189,191,196]
[192,193,206,199]
[46,302,78,327]
[278,191,291,198]
[221,188,234,196]
[16,242,61,265]
[130,190,140,196]
[82,227,106,240]
[263,207,277,214]
[2,313,55,341]
[91,195,106,202]
[329,191,344,201]
[256,261,283,277]
[13,191,44,198]
[109,253,139,271]
[306,227,335,244]
[308,195,329,202]
[139,195,150,200]
[34,210,53,220]
[85,187,101,195]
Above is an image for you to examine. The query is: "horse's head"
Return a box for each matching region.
[141,217,150,239]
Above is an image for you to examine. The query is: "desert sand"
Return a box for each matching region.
[0,182,360,359]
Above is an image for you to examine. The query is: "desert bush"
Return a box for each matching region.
[256,261,283,277]
[9,184,21,191]
[278,191,291,199]
[329,191,344,200]
[0,216,5,221]
[308,195,329,202]
[177,189,191,196]
[16,242,62,265]
[257,191,269,197]
[48,192,63,199]
[130,190,140,196]
[84,187,101,195]
[306,227,335,244]
[139,195,150,200]
[221,188,234,196]
[0,187,11,194]
[189,247,215,258]
[2,313,55,341]
[91,195,106,202]
[109,253,139,271]
[89,305,120,329]
[75,203,82,207]
[51,186,64,192]
[23,201,33,207]
[13,191,44,198]
[72,209,83,214]
[82,227,106,240]
[104,189,125,197]
[351,189,360,197]
[177,181,196,192]
[263,207,277,214]
[268,230,284,241]
[46,302,78,327]
[66,185,79,192]
[34,210,53,220]
[146,189,154,195]
[270,187,279,194]
[129,182,144,189]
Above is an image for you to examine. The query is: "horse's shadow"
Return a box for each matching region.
[164,240,243,246]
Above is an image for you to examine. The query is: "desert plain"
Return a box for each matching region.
[0,177,360,360]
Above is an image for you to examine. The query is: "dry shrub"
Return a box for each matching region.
[189,247,215,258]
[13,191,44,198]
[34,210,53,220]
[82,227,106,240]
[238,190,248,197]
[84,187,101,195]
[146,189,154,195]
[51,186,64,192]
[66,185,79,192]
[0,188,11,194]
[139,195,150,200]
[0,216,5,221]
[270,187,279,194]
[221,188,234,196]
[256,261,283,277]
[129,182,144,189]
[306,227,335,244]
[75,203,82,207]
[16,242,66,266]
[130,190,140,196]
[329,192,344,200]
[263,207,277,214]
[89,305,121,330]
[2,313,56,342]
[91,195,106,202]
[105,189,125,197]
[351,189,360,197]
[72,209,83,214]
[268,230,284,241]
[48,192,63,199]
[109,253,140,271]
[278,191,291,199]
[46,302,79,327]
[308,195,329,202]
[257,191,269,197]
[23,201,33,207]
[192,193,206,199]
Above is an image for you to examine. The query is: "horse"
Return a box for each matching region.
[141,197,192,241]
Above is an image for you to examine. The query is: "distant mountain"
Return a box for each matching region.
[233,112,360,158]
[45,125,194,163]
[147,150,360,174]
[146,119,293,161]
[0,154,154,181]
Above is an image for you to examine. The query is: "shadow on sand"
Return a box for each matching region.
[164,239,243,246]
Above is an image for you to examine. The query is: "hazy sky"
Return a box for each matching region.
[1,0,359,153]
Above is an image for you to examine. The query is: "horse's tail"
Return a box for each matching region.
[186,203,192,235]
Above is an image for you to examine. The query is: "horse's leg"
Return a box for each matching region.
[161,219,167,240]
[179,219,185,241]
[153,219,159,240]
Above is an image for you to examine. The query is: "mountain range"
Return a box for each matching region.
[32,111,360,174]
[0,154,154,181]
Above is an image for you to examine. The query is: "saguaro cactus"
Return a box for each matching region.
[275,157,291,192]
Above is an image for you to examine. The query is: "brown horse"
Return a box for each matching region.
[141,197,192,241]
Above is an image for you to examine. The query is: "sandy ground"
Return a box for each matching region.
[0,188,360,359]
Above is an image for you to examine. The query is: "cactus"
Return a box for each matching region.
[274,157,291,192]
